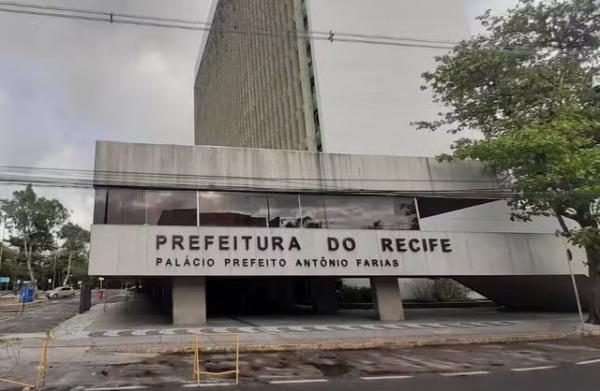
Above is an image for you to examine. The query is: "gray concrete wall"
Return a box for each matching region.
[88,225,588,277]
[371,277,404,321]
[172,276,206,325]
[94,141,498,194]
[193,0,317,151]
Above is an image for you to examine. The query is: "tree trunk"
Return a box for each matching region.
[63,252,73,286]
[23,237,36,293]
[585,245,600,325]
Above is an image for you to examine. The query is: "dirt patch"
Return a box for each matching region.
[310,362,351,377]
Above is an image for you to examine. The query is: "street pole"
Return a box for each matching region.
[0,211,5,269]
[52,253,57,290]
[566,249,586,333]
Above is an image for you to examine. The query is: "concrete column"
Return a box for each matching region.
[371,277,404,321]
[310,277,338,314]
[172,277,206,325]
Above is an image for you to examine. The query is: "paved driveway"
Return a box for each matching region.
[0,296,80,333]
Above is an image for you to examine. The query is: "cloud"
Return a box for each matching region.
[0,0,211,228]
[467,0,519,33]
[0,0,517,230]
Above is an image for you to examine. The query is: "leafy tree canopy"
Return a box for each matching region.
[416,0,600,322]
[0,184,69,284]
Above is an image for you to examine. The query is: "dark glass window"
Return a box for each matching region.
[199,191,268,227]
[299,195,327,228]
[93,188,108,224]
[392,197,420,230]
[417,198,494,218]
[322,195,418,230]
[105,189,146,225]
[267,194,300,227]
[146,191,196,226]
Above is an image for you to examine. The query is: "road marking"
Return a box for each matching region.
[158,328,180,335]
[0,315,17,323]
[288,326,309,332]
[511,366,557,372]
[102,330,123,337]
[261,326,281,332]
[84,386,148,390]
[383,324,407,330]
[361,375,414,380]
[237,327,258,333]
[528,342,600,352]
[313,325,335,331]
[441,371,490,377]
[420,323,446,328]
[131,329,150,336]
[210,327,231,333]
[576,358,600,365]
[361,325,384,330]
[269,379,328,384]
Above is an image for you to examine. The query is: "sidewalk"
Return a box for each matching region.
[11,293,591,352]
[3,295,600,389]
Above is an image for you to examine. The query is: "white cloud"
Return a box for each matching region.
[0,0,212,229]
[0,0,517,229]
[467,0,518,33]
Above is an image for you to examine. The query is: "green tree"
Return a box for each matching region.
[59,223,89,286]
[416,0,600,323]
[0,184,69,290]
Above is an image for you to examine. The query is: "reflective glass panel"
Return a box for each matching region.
[267,194,300,227]
[199,191,268,227]
[105,189,146,225]
[299,195,327,228]
[146,191,197,226]
[93,188,108,224]
[392,197,420,230]
[321,195,419,230]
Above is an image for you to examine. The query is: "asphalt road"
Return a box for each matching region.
[221,364,600,391]
[0,296,80,333]
[34,363,599,391]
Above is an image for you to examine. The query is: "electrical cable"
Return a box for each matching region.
[1,165,597,200]
[0,1,594,59]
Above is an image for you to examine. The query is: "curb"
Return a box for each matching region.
[112,328,600,354]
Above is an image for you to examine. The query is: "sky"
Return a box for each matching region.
[0,0,516,230]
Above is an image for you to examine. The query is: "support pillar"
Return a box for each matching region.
[371,277,404,321]
[172,276,206,325]
[310,277,338,314]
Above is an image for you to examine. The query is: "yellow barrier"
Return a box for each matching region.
[0,336,50,390]
[0,296,24,313]
[193,333,240,385]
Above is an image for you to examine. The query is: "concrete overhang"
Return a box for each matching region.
[93,141,501,197]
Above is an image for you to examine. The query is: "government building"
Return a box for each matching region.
[88,0,589,325]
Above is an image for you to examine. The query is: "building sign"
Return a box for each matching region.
[88,225,585,277]
[153,233,453,271]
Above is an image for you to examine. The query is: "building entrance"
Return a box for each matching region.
[206,277,318,316]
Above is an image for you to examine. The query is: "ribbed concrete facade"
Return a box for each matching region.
[194,0,318,151]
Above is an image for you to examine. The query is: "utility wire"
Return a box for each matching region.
[2,165,598,200]
[0,165,511,198]
[0,1,461,47]
[0,1,595,59]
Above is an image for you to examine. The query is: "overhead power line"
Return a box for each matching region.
[2,165,599,200]
[0,0,468,51]
[0,0,594,58]
[0,165,512,199]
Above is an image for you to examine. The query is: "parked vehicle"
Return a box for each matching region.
[46,286,76,299]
